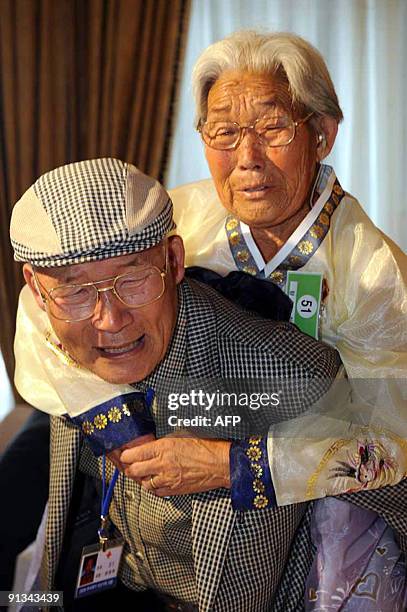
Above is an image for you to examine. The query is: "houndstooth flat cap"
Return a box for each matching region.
[10,158,175,267]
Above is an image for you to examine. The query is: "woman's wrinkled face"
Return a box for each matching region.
[204,70,319,229]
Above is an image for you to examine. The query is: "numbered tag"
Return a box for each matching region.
[286,271,323,339]
[75,538,124,599]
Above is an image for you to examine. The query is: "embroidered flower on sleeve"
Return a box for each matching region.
[122,403,131,416]
[108,407,122,423]
[253,479,265,494]
[82,420,94,436]
[94,414,108,430]
[251,463,263,479]
[253,495,269,509]
[246,446,262,461]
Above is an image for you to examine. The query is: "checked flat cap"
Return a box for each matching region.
[10,158,175,267]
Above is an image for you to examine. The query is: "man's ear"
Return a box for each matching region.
[314,116,338,161]
[23,264,46,311]
[168,235,185,285]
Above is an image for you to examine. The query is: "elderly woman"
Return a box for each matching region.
[169,31,407,610]
[9,31,406,610]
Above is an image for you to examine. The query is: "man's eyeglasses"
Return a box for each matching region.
[197,112,313,151]
[33,247,168,322]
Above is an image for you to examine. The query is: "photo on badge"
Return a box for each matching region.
[75,539,124,599]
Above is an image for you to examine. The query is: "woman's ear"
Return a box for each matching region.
[315,116,338,161]
[23,264,47,311]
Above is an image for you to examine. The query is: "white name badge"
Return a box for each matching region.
[75,538,124,599]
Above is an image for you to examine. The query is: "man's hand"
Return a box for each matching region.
[119,436,231,496]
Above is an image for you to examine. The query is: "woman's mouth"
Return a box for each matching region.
[244,185,268,192]
[239,184,272,198]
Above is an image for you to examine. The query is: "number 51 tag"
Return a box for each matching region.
[285,271,323,339]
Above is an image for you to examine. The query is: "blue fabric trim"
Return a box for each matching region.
[230,436,276,511]
[66,391,156,456]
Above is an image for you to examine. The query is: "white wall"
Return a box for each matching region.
[166,0,407,251]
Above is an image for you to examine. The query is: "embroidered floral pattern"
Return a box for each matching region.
[254,495,269,509]
[122,403,131,416]
[237,249,250,263]
[319,212,330,226]
[289,255,303,266]
[328,439,397,492]
[229,231,241,246]
[246,446,262,461]
[108,407,122,423]
[251,463,263,478]
[82,420,94,435]
[226,218,238,231]
[225,214,261,279]
[310,225,325,239]
[270,271,284,284]
[94,414,108,430]
[253,478,265,494]
[247,437,269,508]
[298,240,314,255]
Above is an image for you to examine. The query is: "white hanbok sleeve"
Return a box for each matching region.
[268,198,407,505]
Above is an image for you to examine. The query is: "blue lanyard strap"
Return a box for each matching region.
[97,388,155,550]
[98,455,120,550]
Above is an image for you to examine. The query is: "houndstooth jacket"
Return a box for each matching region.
[39,279,406,611]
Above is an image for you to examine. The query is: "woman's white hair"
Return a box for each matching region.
[193,30,343,126]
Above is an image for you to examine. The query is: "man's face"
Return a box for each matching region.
[24,237,185,384]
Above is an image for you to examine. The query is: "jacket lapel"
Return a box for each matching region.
[42,416,81,589]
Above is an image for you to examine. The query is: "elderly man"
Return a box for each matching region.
[8,158,345,611]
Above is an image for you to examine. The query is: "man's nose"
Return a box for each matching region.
[236,129,266,171]
[91,290,132,332]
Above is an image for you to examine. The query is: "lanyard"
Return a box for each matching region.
[97,388,155,550]
[98,454,120,551]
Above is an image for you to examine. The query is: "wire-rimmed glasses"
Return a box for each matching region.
[198,112,313,150]
[33,247,168,322]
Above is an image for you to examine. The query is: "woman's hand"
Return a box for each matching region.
[119,435,231,496]
[107,433,156,471]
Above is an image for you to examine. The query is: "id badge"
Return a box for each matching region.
[286,271,323,339]
[75,538,124,599]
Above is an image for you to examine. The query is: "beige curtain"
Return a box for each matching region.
[0,0,190,394]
